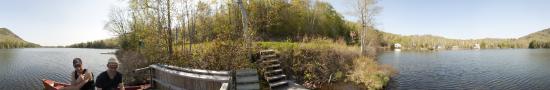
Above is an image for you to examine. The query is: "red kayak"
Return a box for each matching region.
[42,79,151,90]
[42,79,70,90]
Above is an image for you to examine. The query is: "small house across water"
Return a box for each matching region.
[393,43,402,51]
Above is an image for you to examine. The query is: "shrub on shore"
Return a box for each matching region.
[185,40,254,70]
[347,57,394,90]
[258,39,392,89]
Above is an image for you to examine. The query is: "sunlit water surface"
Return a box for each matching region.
[379,49,550,90]
[0,48,116,89]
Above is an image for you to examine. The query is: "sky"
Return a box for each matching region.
[1,0,550,46]
[0,0,122,46]
[329,0,550,39]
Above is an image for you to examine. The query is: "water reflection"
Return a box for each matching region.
[0,48,116,90]
[380,49,550,90]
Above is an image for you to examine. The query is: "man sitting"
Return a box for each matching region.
[59,58,95,90]
[95,57,124,90]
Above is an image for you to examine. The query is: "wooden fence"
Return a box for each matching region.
[145,64,231,90]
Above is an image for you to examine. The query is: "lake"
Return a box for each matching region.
[0,48,116,90]
[379,49,550,90]
[3,48,550,89]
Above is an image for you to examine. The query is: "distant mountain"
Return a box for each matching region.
[521,28,550,40]
[0,28,40,48]
[521,28,550,48]
[0,28,22,40]
[378,28,550,49]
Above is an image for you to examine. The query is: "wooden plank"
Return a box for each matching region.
[150,64,230,90]
[260,54,277,59]
[267,74,286,81]
[219,83,229,90]
[265,69,283,75]
[150,64,230,82]
[153,78,186,90]
[158,64,230,75]
[269,80,288,88]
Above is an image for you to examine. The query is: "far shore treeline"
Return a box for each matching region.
[380,28,550,50]
[66,38,119,48]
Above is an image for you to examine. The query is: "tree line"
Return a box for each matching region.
[529,40,550,48]
[67,38,119,48]
[0,40,39,49]
[378,31,550,49]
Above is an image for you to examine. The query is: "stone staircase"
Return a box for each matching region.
[235,69,261,90]
[258,50,289,89]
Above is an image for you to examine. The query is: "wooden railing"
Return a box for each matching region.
[132,50,307,90]
[137,64,230,90]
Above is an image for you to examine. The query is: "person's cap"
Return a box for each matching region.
[108,57,119,64]
[73,58,82,65]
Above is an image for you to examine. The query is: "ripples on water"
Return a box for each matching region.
[380,49,550,90]
[0,48,116,90]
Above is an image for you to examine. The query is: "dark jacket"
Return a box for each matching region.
[74,69,95,90]
[95,71,122,90]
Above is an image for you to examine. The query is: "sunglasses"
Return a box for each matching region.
[73,64,82,68]
[108,64,118,68]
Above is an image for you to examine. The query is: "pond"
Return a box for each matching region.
[0,48,116,89]
[379,49,550,89]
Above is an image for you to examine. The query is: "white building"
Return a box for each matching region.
[394,43,402,49]
[473,44,481,49]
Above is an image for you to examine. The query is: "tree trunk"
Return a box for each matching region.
[237,0,251,57]
[166,0,173,61]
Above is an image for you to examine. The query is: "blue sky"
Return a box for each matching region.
[0,0,120,46]
[1,0,550,46]
[330,0,550,39]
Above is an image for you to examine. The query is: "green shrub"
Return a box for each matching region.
[347,56,394,90]
[178,40,254,70]
[257,39,391,89]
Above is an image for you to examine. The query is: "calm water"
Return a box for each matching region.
[0,48,116,89]
[379,49,550,90]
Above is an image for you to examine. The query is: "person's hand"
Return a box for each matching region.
[119,82,124,90]
[76,74,89,83]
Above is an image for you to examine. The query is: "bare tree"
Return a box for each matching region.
[166,0,174,60]
[354,0,380,55]
[105,7,130,36]
[237,0,251,57]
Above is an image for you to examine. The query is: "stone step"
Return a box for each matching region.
[260,54,278,59]
[265,69,283,75]
[267,74,286,81]
[266,64,281,69]
[261,59,280,64]
[260,49,276,55]
[236,83,261,90]
[236,75,260,84]
[269,80,289,88]
[236,69,258,76]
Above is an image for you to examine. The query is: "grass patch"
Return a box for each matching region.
[171,40,254,71]
[347,56,394,90]
[257,39,393,89]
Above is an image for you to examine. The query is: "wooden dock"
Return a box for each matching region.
[134,50,307,90]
